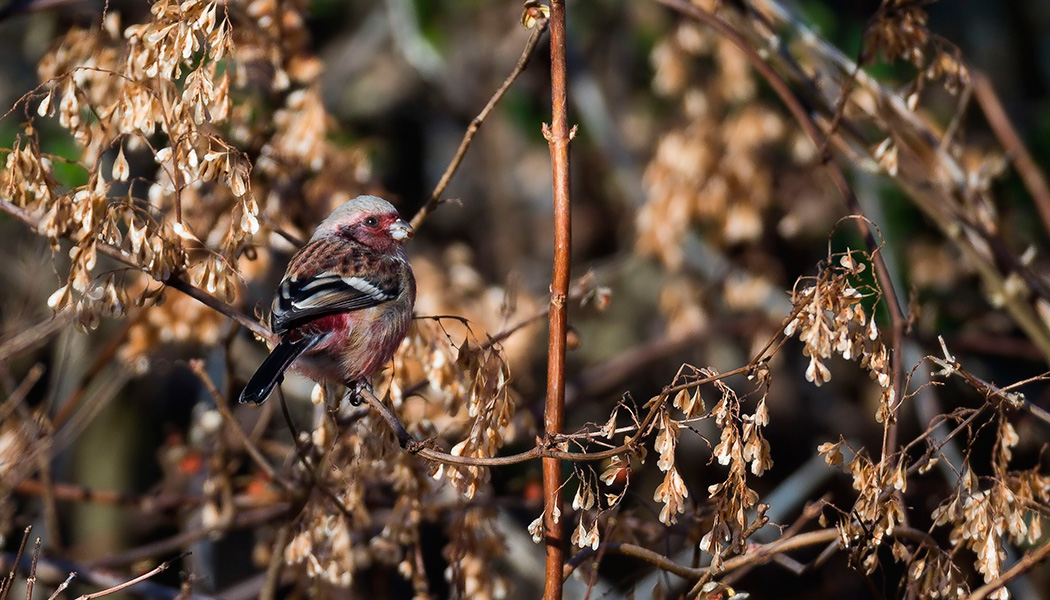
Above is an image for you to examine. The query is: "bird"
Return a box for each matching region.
[239,195,416,405]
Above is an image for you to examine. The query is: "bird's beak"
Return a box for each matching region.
[389,219,413,241]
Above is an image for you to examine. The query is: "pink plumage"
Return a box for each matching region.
[240,195,416,404]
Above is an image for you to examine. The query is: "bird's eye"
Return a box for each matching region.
[363,216,379,227]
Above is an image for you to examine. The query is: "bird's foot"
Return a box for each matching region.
[342,380,373,406]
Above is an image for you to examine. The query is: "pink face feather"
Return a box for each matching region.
[312,195,413,254]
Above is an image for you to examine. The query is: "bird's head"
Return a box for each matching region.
[313,195,413,253]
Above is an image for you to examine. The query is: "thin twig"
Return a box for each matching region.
[164,275,270,341]
[0,313,72,364]
[582,513,618,600]
[259,525,290,600]
[0,551,213,600]
[480,308,549,351]
[356,382,617,466]
[259,214,305,248]
[4,368,132,493]
[480,267,606,352]
[563,528,840,583]
[187,360,293,493]
[358,359,768,468]
[51,313,140,430]
[720,501,826,587]
[965,540,1050,600]
[410,15,548,230]
[940,77,972,152]
[45,572,75,600]
[74,552,190,600]
[0,527,31,600]
[25,538,40,600]
[971,71,1050,237]
[275,390,355,522]
[0,365,44,425]
[37,448,61,552]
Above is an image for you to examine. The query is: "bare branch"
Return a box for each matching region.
[411,16,549,230]
[0,197,272,342]
[971,71,1050,237]
[965,540,1050,600]
[73,552,190,600]
[0,526,31,600]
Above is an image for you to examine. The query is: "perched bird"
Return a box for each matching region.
[239,195,416,405]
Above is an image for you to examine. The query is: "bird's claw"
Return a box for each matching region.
[343,380,373,406]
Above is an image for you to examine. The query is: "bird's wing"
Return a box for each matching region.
[270,262,402,333]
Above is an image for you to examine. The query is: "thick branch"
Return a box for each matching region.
[543,2,573,599]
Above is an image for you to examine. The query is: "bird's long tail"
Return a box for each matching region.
[239,337,315,404]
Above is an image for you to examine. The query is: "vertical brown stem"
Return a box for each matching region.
[543,1,572,598]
